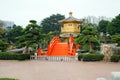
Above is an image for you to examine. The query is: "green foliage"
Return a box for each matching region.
[75,25,99,51]
[3,25,24,43]
[16,20,42,49]
[0,78,17,80]
[111,34,120,46]
[60,37,65,42]
[78,54,104,61]
[29,20,37,24]
[0,39,8,51]
[110,55,120,62]
[15,36,26,48]
[98,20,110,33]
[41,14,65,33]
[78,54,85,61]
[39,30,60,48]
[107,14,120,35]
[0,52,30,60]
[23,20,41,45]
[82,44,89,51]
[49,30,60,36]
[89,50,96,54]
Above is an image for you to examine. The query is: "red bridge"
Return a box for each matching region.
[37,36,79,57]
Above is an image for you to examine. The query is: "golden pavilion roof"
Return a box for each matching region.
[59,12,83,24]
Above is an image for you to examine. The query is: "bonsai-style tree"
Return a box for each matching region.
[17,20,42,53]
[75,25,99,52]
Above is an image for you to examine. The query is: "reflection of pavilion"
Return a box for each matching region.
[59,12,83,38]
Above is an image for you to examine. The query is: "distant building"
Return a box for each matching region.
[83,16,112,25]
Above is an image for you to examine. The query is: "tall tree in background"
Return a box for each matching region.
[4,25,24,43]
[41,14,65,33]
[98,20,110,34]
[107,14,120,35]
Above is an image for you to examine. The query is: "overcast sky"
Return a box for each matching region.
[0,0,120,26]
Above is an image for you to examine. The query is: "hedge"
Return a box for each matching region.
[78,54,85,61]
[110,55,120,62]
[0,52,30,60]
[78,54,104,61]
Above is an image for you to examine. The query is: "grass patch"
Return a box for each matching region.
[0,78,18,80]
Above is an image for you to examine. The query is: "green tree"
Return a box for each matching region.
[0,39,8,52]
[41,14,65,33]
[0,20,5,34]
[98,20,110,33]
[3,25,24,43]
[17,20,42,53]
[107,14,120,35]
[111,34,120,46]
[40,30,59,48]
[75,25,99,51]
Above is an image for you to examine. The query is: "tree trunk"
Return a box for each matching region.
[89,41,93,51]
[23,46,29,54]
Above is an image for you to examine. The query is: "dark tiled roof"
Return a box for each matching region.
[64,16,80,21]
[59,16,82,23]
[59,12,83,23]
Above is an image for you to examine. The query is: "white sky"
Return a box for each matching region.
[0,0,120,26]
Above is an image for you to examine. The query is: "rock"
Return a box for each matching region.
[111,72,120,80]
[96,78,106,80]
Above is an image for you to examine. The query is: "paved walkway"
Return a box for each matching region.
[0,60,120,80]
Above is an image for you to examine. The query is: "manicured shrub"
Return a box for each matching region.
[82,54,104,61]
[17,54,30,60]
[110,55,120,62]
[89,50,95,54]
[78,54,85,61]
[0,52,30,60]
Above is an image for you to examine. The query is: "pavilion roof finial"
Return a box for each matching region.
[69,12,73,17]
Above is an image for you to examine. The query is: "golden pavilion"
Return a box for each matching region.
[59,12,83,38]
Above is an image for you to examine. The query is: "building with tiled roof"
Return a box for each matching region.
[59,12,83,37]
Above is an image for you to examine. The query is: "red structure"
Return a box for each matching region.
[37,35,78,57]
[37,12,82,57]
[37,48,41,56]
